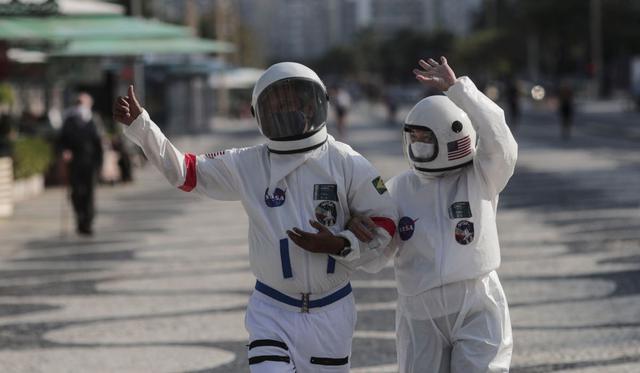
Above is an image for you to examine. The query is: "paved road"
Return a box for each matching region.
[0,102,638,372]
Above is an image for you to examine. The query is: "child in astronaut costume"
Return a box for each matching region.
[350,57,517,372]
[113,62,397,372]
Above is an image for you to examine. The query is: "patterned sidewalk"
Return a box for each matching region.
[0,104,639,372]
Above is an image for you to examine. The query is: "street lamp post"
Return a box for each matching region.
[590,0,603,97]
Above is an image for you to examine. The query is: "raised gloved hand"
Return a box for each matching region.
[113,85,143,126]
[413,56,457,92]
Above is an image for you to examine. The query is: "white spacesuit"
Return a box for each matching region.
[386,76,517,372]
[122,62,397,372]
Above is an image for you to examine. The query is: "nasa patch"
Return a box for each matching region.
[398,216,418,241]
[264,188,286,207]
[454,220,474,245]
[315,201,337,226]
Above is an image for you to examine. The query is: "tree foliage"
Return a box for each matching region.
[312,28,454,84]
[311,0,640,83]
[470,0,640,78]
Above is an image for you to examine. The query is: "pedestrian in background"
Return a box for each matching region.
[384,91,399,125]
[57,92,103,236]
[558,80,575,141]
[333,86,351,139]
[505,76,520,130]
[111,134,133,183]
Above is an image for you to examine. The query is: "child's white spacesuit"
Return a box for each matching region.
[385,75,517,372]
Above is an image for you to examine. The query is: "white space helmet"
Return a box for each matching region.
[403,95,476,174]
[251,62,329,153]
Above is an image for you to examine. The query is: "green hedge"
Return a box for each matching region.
[12,137,52,180]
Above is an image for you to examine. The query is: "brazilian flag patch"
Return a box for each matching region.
[372,176,388,195]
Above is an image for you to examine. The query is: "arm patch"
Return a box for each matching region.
[371,176,388,195]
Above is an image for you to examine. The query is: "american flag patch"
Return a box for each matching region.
[205,151,225,159]
[447,136,472,161]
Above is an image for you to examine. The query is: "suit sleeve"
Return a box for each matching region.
[445,77,518,197]
[122,110,240,201]
[332,153,398,273]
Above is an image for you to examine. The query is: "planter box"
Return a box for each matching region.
[13,173,44,203]
[0,157,12,217]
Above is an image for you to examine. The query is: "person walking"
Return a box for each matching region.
[114,62,397,372]
[333,87,352,139]
[558,80,575,141]
[57,92,103,236]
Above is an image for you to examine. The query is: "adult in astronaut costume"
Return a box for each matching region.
[113,62,397,372]
[349,57,517,372]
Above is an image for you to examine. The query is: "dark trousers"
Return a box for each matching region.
[69,167,96,233]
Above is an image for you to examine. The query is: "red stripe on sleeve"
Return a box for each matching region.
[371,217,396,237]
[179,153,197,192]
